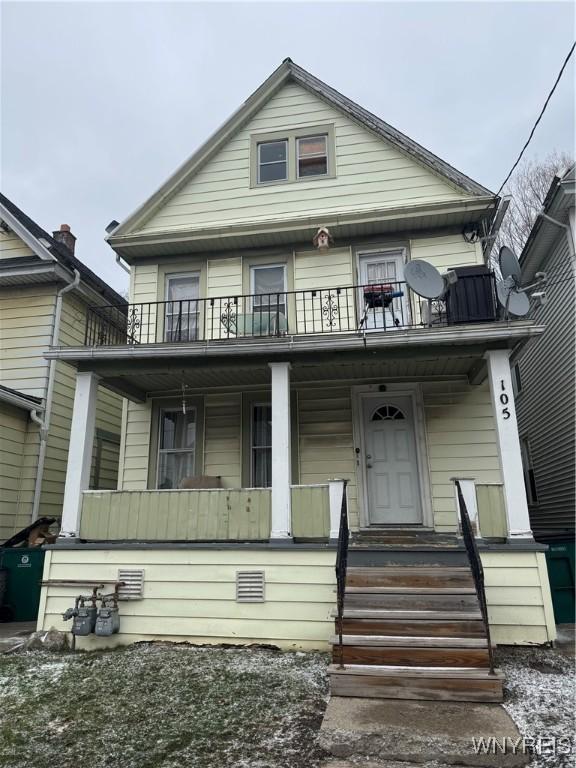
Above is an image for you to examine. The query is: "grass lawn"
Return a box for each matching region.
[0,644,330,768]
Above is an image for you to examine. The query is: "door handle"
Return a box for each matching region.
[366,454,373,469]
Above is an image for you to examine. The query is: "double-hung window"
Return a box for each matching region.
[254,126,333,185]
[257,140,288,183]
[157,408,196,489]
[250,264,287,333]
[165,273,200,342]
[251,403,272,487]
[297,135,328,177]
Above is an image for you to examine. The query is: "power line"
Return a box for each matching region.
[497,41,575,196]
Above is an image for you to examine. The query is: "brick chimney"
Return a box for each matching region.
[52,224,76,255]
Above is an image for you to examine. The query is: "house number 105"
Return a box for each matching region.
[500,379,511,420]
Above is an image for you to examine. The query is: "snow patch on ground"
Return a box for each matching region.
[497,646,575,768]
[0,643,330,768]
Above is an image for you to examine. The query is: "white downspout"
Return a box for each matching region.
[539,212,576,281]
[115,253,130,274]
[30,268,81,522]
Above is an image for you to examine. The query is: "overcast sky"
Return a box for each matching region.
[2,1,574,294]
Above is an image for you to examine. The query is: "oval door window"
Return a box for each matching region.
[371,405,405,421]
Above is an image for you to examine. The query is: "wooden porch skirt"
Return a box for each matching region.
[79,485,330,541]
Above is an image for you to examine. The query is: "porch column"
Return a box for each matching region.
[485,349,532,539]
[269,362,292,540]
[60,371,100,537]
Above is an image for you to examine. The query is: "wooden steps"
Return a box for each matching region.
[330,555,504,702]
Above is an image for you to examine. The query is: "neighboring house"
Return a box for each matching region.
[514,164,575,622]
[0,195,126,542]
[37,60,555,701]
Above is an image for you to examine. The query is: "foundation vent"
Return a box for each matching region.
[236,570,265,603]
[117,569,145,600]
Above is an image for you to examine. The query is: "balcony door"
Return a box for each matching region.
[358,249,409,330]
[165,272,200,342]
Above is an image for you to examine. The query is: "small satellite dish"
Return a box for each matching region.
[499,246,521,282]
[496,281,530,317]
[404,260,445,299]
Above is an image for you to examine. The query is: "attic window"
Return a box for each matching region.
[297,135,328,177]
[257,140,288,183]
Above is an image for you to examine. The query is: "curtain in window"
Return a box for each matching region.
[157,409,196,489]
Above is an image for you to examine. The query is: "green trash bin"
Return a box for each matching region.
[545,540,575,625]
[0,548,46,622]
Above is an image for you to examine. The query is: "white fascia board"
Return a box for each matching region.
[44,322,546,364]
[0,388,44,413]
[0,203,58,262]
[110,196,497,254]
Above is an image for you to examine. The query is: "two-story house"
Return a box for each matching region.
[514,164,575,624]
[0,195,125,545]
[36,60,555,702]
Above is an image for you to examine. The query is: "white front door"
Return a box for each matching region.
[358,250,409,330]
[363,395,423,525]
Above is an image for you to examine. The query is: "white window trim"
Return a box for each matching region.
[156,406,197,489]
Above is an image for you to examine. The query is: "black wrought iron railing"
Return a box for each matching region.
[84,273,498,347]
[454,480,496,675]
[335,479,350,669]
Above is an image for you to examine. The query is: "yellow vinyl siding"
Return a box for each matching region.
[297,386,358,527]
[410,233,482,269]
[119,401,152,489]
[481,550,556,645]
[422,381,502,532]
[293,247,355,333]
[38,546,554,647]
[0,229,35,259]
[0,402,30,540]
[0,285,55,398]
[204,393,242,487]
[137,82,469,235]
[38,548,336,650]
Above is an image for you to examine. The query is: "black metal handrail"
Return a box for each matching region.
[335,479,350,669]
[454,480,496,675]
[84,273,498,347]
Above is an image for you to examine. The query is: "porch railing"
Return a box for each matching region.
[335,479,350,669]
[454,479,496,675]
[84,274,498,346]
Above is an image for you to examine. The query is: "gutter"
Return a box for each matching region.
[30,268,81,522]
[538,211,576,281]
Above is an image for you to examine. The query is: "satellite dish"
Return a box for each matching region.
[499,246,521,282]
[497,281,530,317]
[404,260,445,299]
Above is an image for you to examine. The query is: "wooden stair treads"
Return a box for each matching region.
[336,618,487,637]
[346,566,474,589]
[344,591,479,612]
[330,554,503,702]
[333,645,491,668]
[328,667,504,703]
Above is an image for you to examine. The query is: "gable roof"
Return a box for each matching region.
[520,163,575,281]
[0,193,125,305]
[109,58,493,241]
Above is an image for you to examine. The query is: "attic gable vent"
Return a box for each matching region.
[117,569,144,600]
[236,570,265,603]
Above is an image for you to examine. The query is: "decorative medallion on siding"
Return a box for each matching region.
[117,569,145,600]
[236,571,265,603]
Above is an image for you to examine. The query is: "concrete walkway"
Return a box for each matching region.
[319,697,528,768]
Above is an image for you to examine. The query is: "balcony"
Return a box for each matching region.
[85,274,499,347]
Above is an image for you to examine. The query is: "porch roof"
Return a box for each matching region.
[46,320,544,402]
